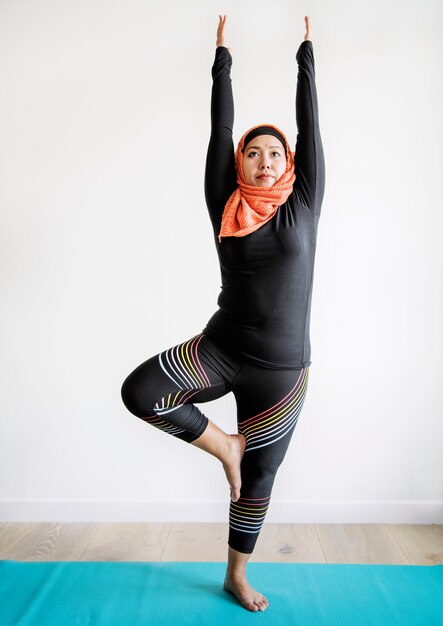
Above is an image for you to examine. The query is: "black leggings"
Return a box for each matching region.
[120,332,309,554]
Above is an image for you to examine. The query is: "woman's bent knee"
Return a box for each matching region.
[121,373,149,418]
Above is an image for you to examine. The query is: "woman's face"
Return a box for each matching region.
[242,135,287,187]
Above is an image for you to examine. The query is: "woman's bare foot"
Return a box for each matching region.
[224,571,270,612]
[221,434,246,502]
[190,422,246,502]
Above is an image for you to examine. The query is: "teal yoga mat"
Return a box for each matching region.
[1,560,442,625]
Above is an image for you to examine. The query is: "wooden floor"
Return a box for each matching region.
[1,523,442,565]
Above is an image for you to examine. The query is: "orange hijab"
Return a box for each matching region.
[218,123,296,243]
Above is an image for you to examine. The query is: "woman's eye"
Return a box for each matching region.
[272,152,281,157]
[247,151,258,157]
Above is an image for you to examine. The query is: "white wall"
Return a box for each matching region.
[1,0,442,523]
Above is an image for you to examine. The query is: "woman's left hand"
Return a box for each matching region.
[304,15,312,42]
[217,15,232,54]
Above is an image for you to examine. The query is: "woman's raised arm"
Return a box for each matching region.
[293,15,325,217]
[204,15,237,236]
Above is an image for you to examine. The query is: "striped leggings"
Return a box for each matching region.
[120,331,309,554]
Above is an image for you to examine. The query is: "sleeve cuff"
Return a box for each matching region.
[215,46,232,61]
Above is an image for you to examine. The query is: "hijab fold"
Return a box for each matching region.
[218,124,296,243]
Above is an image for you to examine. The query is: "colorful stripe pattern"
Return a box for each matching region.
[238,366,309,453]
[229,495,272,535]
[141,333,211,437]
[229,367,309,540]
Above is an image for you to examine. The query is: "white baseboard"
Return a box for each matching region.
[1,500,442,523]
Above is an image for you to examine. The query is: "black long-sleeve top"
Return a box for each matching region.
[202,41,325,370]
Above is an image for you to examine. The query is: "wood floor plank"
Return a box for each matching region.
[161,523,229,561]
[2,523,442,565]
[253,524,327,562]
[79,523,171,561]
[0,523,99,561]
[161,523,327,562]
[315,524,410,564]
[0,523,32,557]
[387,524,443,565]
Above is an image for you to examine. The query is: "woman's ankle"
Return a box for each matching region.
[190,419,230,461]
[227,546,251,575]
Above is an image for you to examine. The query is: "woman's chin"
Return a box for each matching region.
[254,179,274,188]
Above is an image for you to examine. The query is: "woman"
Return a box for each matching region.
[121,14,325,613]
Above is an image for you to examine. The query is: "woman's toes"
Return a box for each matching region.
[257,596,268,610]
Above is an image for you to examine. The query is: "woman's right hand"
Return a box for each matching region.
[216,14,231,54]
[304,15,313,42]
